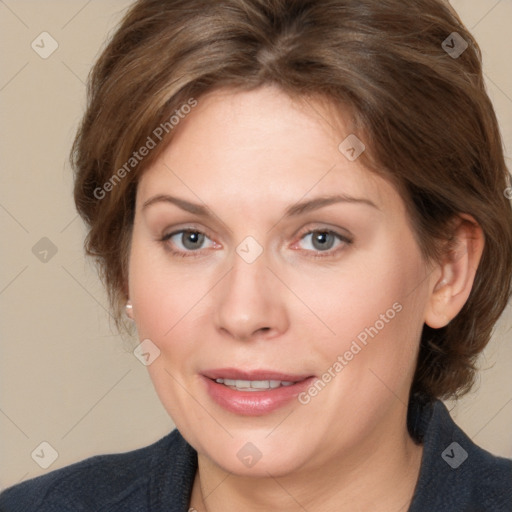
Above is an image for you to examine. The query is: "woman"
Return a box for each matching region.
[1,0,511,510]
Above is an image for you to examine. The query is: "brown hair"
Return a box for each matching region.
[71,0,512,402]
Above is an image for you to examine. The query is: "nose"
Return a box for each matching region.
[213,251,289,342]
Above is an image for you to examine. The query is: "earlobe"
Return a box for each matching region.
[424,214,484,329]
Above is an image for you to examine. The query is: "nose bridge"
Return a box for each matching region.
[213,243,288,340]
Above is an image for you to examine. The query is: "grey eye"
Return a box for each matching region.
[302,231,339,251]
[179,231,206,250]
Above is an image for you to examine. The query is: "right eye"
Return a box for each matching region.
[161,229,218,257]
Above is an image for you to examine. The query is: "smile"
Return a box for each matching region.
[201,369,316,415]
[214,378,295,391]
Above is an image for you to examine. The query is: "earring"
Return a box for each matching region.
[125,301,134,319]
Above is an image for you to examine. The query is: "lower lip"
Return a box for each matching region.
[202,376,316,416]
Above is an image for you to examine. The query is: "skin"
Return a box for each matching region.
[127,86,484,511]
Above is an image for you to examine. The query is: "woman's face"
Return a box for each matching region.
[128,86,435,476]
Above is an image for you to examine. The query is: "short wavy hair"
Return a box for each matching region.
[71,0,512,402]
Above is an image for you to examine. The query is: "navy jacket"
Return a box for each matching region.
[1,399,511,511]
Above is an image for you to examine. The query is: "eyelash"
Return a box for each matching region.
[294,228,353,258]
[160,227,353,259]
[160,229,217,259]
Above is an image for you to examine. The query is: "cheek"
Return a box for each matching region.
[299,233,428,403]
[128,236,208,341]
[307,238,425,347]
[128,241,206,417]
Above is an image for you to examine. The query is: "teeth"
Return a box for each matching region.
[215,378,296,390]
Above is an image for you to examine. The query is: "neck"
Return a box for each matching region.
[189,409,424,512]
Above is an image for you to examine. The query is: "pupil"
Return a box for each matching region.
[183,231,204,250]
[313,232,334,251]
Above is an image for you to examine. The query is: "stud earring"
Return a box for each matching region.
[125,301,134,319]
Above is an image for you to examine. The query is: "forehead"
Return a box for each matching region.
[136,86,395,213]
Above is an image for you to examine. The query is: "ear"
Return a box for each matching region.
[424,214,485,329]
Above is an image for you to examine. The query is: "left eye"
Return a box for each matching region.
[163,230,215,252]
[298,230,349,252]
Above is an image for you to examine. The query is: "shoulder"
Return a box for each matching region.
[0,429,196,512]
[409,399,512,512]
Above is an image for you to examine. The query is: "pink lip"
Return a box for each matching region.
[201,368,316,416]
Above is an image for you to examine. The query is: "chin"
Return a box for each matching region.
[193,430,314,478]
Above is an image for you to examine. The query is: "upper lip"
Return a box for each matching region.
[202,368,314,382]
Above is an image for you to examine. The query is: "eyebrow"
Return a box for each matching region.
[142,193,380,217]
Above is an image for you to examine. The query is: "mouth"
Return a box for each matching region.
[213,378,297,391]
[201,368,316,415]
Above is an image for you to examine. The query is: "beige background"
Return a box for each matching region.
[0,0,511,490]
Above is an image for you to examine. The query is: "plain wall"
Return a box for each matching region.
[1,0,511,489]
